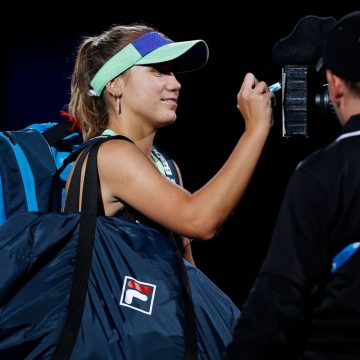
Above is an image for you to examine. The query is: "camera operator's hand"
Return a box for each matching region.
[237,72,274,135]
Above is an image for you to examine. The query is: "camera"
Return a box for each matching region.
[281,64,336,137]
[272,15,338,138]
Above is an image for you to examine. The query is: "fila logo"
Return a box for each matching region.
[119,276,156,315]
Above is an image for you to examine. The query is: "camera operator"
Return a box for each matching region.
[223,10,360,359]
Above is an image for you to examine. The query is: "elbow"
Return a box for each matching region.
[188,218,220,241]
[198,230,217,241]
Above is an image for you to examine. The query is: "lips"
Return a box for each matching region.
[161,97,178,104]
[161,97,178,107]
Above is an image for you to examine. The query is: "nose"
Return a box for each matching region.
[169,73,181,91]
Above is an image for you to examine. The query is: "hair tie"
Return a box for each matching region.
[87,89,98,96]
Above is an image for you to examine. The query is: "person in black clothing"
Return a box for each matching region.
[223,10,360,360]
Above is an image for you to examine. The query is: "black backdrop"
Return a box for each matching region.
[1,2,359,307]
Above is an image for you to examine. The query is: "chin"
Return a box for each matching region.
[166,112,177,123]
[158,116,176,129]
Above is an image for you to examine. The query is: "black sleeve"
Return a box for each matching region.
[223,167,332,359]
[224,274,305,360]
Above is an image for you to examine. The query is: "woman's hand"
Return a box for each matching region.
[237,72,275,134]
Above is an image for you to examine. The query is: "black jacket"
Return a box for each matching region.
[224,115,360,359]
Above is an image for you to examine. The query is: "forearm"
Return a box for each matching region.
[192,127,269,236]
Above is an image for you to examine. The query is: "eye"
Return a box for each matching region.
[151,63,173,76]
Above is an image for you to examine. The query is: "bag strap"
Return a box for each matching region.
[42,121,78,146]
[52,138,110,359]
[173,245,198,359]
[54,135,198,360]
[62,142,98,212]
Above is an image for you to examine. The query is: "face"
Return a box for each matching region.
[119,62,181,128]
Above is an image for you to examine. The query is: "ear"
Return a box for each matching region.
[326,69,345,106]
[105,76,125,96]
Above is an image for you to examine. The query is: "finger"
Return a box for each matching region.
[241,73,257,91]
[266,92,276,107]
[254,81,268,94]
[271,93,276,107]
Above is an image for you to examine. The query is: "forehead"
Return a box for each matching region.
[130,62,175,74]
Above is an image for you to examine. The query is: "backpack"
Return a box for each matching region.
[0,120,82,225]
[0,120,179,225]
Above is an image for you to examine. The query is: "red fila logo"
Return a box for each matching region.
[119,276,157,315]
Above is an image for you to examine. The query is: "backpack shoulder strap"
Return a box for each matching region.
[42,121,78,146]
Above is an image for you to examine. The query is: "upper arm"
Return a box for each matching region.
[97,140,199,237]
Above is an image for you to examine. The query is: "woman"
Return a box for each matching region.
[67,24,274,263]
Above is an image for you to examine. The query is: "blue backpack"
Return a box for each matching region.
[0,121,82,225]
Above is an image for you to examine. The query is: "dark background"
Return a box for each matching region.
[1,2,359,307]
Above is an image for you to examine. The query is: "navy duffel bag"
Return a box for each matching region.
[0,137,240,360]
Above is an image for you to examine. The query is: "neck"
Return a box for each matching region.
[339,98,360,125]
[106,125,156,158]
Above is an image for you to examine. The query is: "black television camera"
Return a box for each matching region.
[272,15,338,137]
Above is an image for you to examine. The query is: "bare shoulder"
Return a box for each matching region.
[97,138,151,177]
[99,137,142,157]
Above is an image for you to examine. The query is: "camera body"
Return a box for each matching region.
[281,65,335,138]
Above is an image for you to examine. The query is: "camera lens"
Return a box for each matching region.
[315,84,336,120]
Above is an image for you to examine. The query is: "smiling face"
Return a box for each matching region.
[119,62,181,130]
